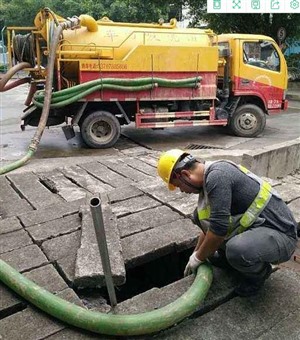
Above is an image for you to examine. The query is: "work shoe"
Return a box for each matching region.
[234,264,273,297]
[208,249,232,270]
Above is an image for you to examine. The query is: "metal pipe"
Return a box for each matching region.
[89,197,117,308]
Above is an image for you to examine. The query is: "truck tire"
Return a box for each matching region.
[229,104,266,137]
[80,111,120,148]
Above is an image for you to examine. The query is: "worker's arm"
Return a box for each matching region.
[194,231,205,252]
[195,230,225,261]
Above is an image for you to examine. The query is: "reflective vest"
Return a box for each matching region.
[197,161,279,238]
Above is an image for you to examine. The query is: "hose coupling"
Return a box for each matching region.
[65,16,80,29]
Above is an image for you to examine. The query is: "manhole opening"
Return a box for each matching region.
[185,144,221,150]
[76,249,191,306]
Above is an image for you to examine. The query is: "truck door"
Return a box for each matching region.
[236,40,287,111]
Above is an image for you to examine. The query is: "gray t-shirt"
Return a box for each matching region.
[205,161,297,239]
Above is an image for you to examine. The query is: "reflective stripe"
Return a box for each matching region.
[197,162,273,237]
[238,181,272,233]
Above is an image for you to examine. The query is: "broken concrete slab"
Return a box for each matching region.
[0,283,25,319]
[74,204,125,288]
[0,216,23,235]
[275,183,300,203]
[157,269,300,340]
[122,219,199,268]
[41,230,81,262]
[108,185,143,204]
[288,198,300,225]
[59,165,114,194]
[56,254,76,285]
[118,205,184,238]
[0,244,48,273]
[111,195,160,218]
[7,172,62,209]
[79,161,132,188]
[26,214,81,245]
[99,158,152,182]
[18,198,85,227]
[38,169,88,202]
[0,229,32,254]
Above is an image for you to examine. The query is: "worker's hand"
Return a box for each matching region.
[184,252,204,277]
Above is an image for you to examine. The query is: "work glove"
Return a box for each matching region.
[184,252,204,277]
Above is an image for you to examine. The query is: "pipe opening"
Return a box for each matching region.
[75,249,191,307]
[90,197,100,207]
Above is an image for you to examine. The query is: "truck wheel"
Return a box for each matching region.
[229,104,266,137]
[80,111,120,148]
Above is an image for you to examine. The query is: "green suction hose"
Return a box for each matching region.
[0,259,213,336]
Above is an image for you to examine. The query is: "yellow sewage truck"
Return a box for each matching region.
[3,8,288,148]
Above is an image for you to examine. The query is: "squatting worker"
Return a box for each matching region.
[157,149,298,297]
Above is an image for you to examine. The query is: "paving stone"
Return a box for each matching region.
[99,158,152,182]
[24,264,68,293]
[80,161,132,188]
[108,185,143,203]
[26,214,81,244]
[41,230,81,262]
[122,157,157,177]
[122,219,199,268]
[0,229,32,254]
[137,154,160,167]
[157,269,300,340]
[7,172,62,209]
[120,146,150,156]
[45,327,104,339]
[57,288,85,307]
[0,216,23,235]
[0,244,48,273]
[0,177,33,218]
[19,198,85,227]
[116,267,236,314]
[261,176,282,187]
[56,254,76,285]
[0,283,25,319]
[168,195,199,216]
[74,204,125,288]
[39,169,88,202]
[59,165,114,193]
[275,183,300,203]
[288,198,300,225]
[280,174,300,185]
[140,181,187,202]
[118,205,184,238]
[0,306,65,340]
[111,195,160,217]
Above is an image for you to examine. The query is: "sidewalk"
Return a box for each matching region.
[0,147,299,339]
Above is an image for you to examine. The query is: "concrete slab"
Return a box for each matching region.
[0,177,33,218]
[122,219,199,268]
[41,230,81,262]
[0,244,48,273]
[99,158,152,182]
[26,214,81,245]
[108,185,143,204]
[275,183,300,203]
[111,195,160,218]
[79,161,132,188]
[56,254,76,285]
[281,174,300,185]
[18,198,85,227]
[59,165,114,193]
[0,229,32,254]
[288,198,300,225]
[0,216,23,235]
[38,169,88,202]
[7,172,62,209]
[0,283,25,319]
[74,204,125,288]
[139,181,187,202]
[168,196,199,216]
[122,157,157,177]
[118,205,184,238]
[157,269,300,340]
[45,327,103,339]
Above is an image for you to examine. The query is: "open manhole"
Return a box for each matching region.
[185,144,223,150]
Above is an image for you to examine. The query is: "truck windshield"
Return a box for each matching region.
[243,41,280,72]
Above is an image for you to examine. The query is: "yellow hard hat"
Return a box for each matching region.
[157,149,185,191]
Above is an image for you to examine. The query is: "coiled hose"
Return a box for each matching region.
[33,76,202,109]
[0,259,212,336]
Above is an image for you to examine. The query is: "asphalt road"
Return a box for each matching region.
[0,84,299,164]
